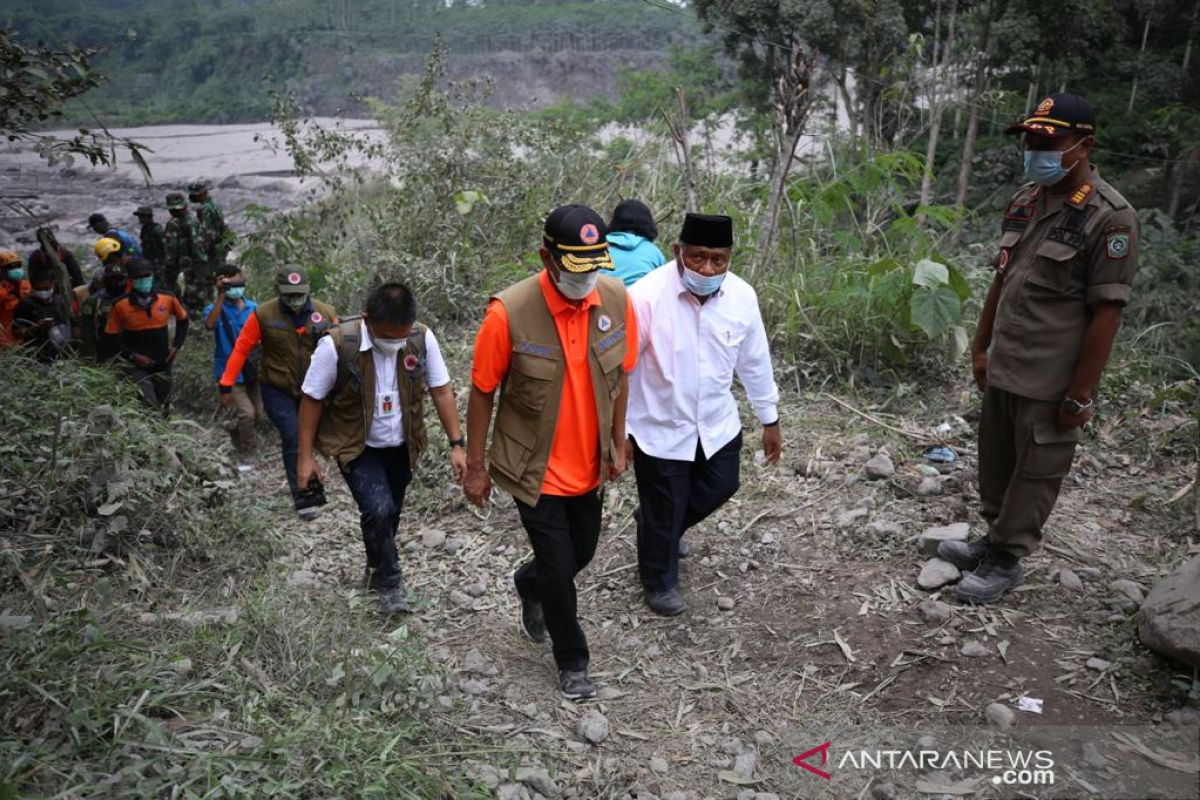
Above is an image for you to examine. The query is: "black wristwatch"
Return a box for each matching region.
[763,419,780,428]
[1062,396,1094,415]
[449,436,466,449]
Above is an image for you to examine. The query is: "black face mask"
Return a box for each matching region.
[103,278,126,295]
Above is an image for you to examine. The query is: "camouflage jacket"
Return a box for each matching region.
[195,200,230,262]
[164,214,204,269]
[139,222,166,266]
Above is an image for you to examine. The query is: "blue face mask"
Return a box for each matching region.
[681,265,726,297]
[1022,139,1084,186]
[6,268,25,281]
[132,277,154,293]
[225,287,245,300]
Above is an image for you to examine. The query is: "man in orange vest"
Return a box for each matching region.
[0,251,31,349]
[465,204,638,700]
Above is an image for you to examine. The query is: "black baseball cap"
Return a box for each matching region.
[1006,93,1096,139]
[542,204,615,274]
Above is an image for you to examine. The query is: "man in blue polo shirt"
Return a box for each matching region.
[204,264,262,471]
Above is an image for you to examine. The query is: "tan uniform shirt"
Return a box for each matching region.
[987,166,1139,402]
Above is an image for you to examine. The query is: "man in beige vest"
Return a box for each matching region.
[296,282,466,615]
[220,267,336,519]
[464,204,639,700]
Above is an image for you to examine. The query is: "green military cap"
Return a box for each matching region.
[187,180,209,194]
[276,266,310,294]
[134,205,153,217]
[165,192,187,210]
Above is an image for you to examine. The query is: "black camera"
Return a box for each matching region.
[295,477,327,511]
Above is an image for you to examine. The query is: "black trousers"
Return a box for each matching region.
[632,431,742,593]
[513,490,602,672]
[340,444,412,590]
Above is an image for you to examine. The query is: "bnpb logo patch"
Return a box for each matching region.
[579,223,600,245]
[1036,97,1054,115]
[287,272,302,285]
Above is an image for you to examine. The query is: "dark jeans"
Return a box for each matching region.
[340,444,412,591]
[259,382,301,502]
[632,431,742,593]
[513,490,602,672]
[132,366,173,416]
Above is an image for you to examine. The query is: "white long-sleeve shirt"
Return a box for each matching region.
[302,321,450,449]
[627,262,779,461]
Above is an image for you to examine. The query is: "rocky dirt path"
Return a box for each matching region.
[241,384,1198,800]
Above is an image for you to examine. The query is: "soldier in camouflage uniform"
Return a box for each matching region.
[134,206,167,282]
[189,181,230,263]
[163,192,204,309]
[188,181,231,315]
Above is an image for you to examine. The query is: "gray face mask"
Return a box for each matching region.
[555,269,599,300]
[32,289,54,301]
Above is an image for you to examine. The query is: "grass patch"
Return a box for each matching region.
[0,353,491,798]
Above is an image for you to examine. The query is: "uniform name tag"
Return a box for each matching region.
[376,390,398,418]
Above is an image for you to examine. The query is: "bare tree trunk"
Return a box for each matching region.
[662,88,698,211]
[834,65,858,137]
[752,43,817,280]
[1183,0,1199,70]
[1024,56,1042,113]
[1168,148,1199,220]
[920,0,958,211]
[954,0,996,209]
[1129,2,1155,113]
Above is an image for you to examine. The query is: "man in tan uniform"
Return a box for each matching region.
[940,93,1139,604]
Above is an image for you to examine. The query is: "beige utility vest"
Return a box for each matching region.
[256,297,336,396]
[488,274,628,506]
[314,318,429,469]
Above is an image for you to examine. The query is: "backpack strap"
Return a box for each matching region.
[330,316,364,394]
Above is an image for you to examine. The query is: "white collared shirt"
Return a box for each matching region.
[627,261,779,460]
[302,321,451,449]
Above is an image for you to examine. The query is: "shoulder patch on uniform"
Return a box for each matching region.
[1105,233,1130,259]
[1067,183,1094,209]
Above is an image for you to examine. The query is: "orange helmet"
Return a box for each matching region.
[0,250,20,269]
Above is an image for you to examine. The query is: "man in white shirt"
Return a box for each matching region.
[626,213,782,616]
[296,282,467,615]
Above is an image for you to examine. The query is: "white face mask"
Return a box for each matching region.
[373,337,404,356]
[555,269,599,300]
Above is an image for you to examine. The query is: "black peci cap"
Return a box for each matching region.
[543,204,615,273]
[679,213,734,248]
[1006,93,1096,139]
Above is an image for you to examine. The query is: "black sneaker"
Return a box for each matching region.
[558,669,596,701]
[937,539,990,571]
[514,575,547,643]
[956,551,1024,605]
[644,588,688,616]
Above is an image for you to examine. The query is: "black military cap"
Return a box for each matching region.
[1006,93,1096,139]
[134,205,153,217]
[542,204,614,273]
